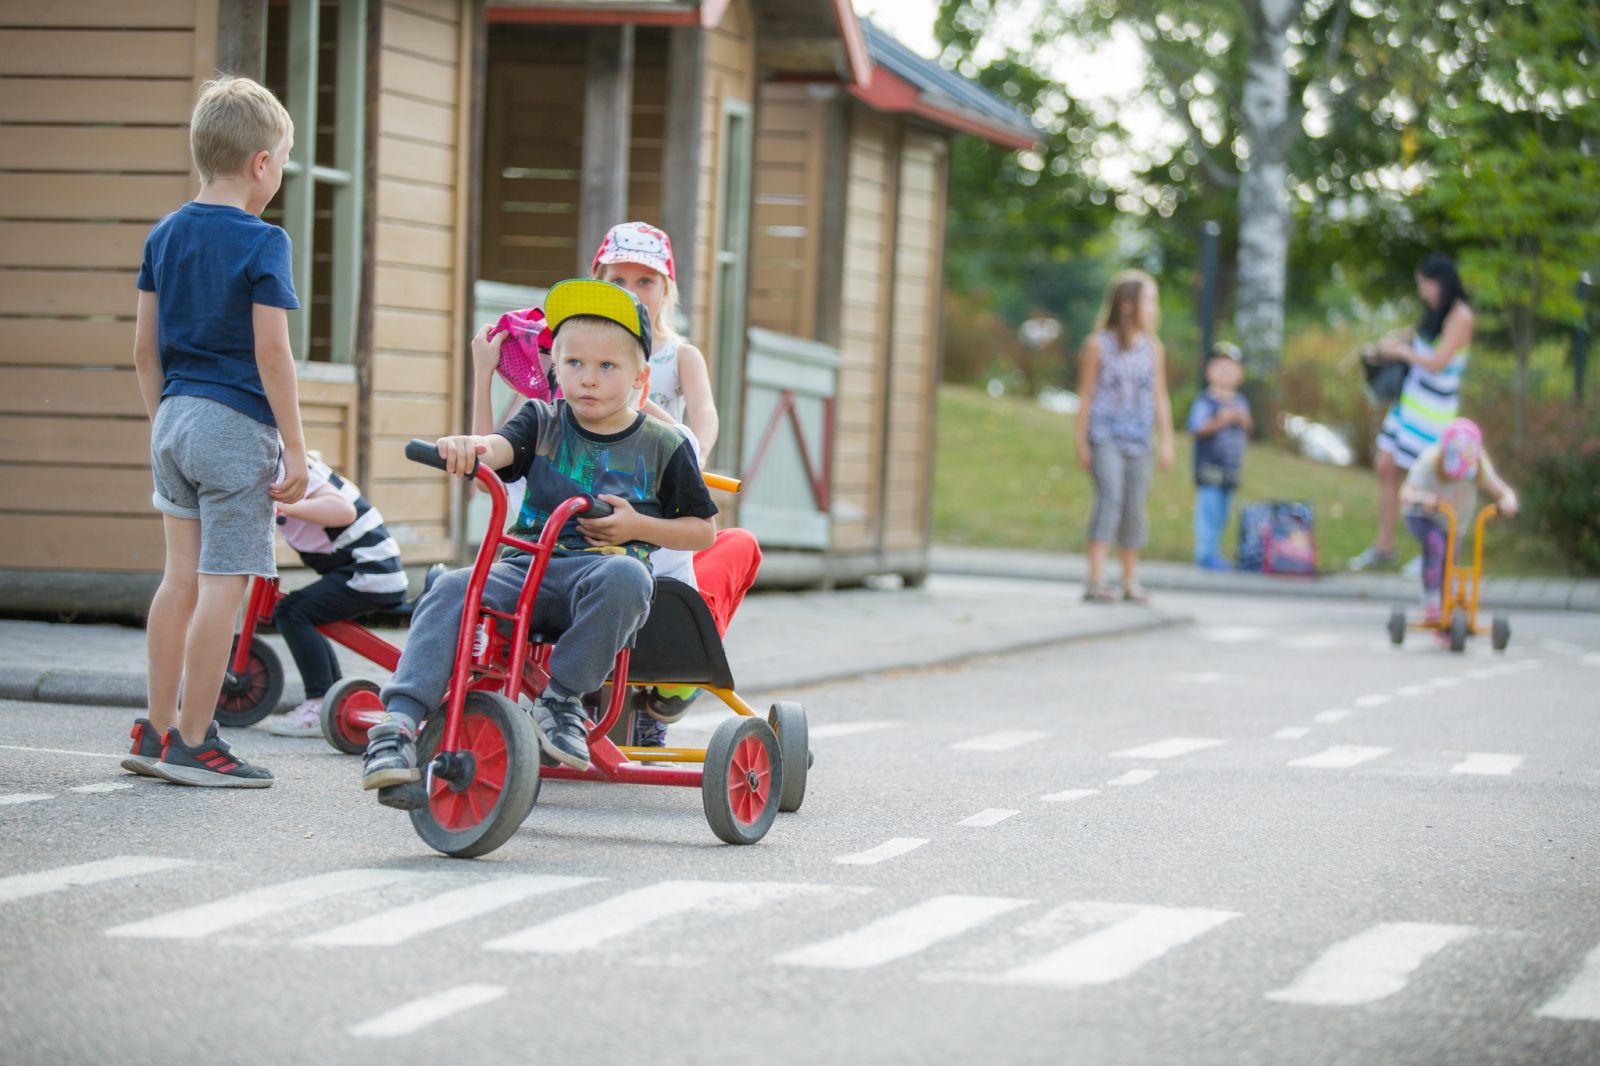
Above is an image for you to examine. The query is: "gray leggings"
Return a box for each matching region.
[1087,444,1153,549]
[381,552,654,730]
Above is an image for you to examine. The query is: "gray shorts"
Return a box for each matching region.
[150,395,280,577]
[1087,442,1153,549]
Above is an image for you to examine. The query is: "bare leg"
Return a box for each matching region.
[1119,546,1138,590]
[1086,540,1107,588]
[146,516,200,734]
[177,573,250,746]
[1376,450,1400,553]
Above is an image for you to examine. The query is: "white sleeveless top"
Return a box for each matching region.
[648,335,686,423]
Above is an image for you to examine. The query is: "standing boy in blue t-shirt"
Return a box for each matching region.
[1187,342,1253,571]
[123,76,309,788]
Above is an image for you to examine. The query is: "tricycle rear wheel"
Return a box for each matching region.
[1491,613,1510,652]
[410,690,541,858]
[215,635,284,727]
[768,701,809,813]
[1387,607,1406,647]
[702,716,781,845]
[1448,611,1469,653]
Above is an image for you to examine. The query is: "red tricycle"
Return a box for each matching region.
[215,560,444,736]
[1387,501,1510,654]
[347,439,807,858]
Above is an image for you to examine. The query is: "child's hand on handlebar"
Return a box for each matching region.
[576,494,635,547]
[435,434,489,477]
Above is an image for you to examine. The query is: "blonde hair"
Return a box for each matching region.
[551,316,649,368]
[190,75,293,184]
[1095,268,1159,350]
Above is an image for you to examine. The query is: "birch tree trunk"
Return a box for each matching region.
[1234,0,1298,402]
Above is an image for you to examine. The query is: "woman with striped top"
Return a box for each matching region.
[1349,253,1474,571]
[266,455,407,736]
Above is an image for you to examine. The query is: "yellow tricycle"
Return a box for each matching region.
[1387,502,1511,654]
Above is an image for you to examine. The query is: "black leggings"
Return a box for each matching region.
[272,575,400,699]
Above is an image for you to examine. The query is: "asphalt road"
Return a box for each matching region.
[2,583,1598,1066]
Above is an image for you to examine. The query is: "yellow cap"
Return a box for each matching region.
[542,279,652,357]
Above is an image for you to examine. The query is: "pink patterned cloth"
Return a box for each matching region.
[489,308,555,399]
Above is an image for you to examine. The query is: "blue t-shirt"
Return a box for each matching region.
[1187,389,1250,487]
[136,202,299,427]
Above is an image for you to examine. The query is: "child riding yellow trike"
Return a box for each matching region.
[1387,501,1510,653]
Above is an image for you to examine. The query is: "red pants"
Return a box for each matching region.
[692,527,761,637]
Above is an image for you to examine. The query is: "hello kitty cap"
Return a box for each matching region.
[591,221,674,281]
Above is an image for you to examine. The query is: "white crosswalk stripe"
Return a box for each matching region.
[1266,922,1478,1005]
[1448,753,1523,776]
[1288,745,1391,769]
[999,902,1239,988]
[958,808,1019,827]
[482,880,817,955]
[1111,737,1225,760]
[1107,769,1158,786]
[299,874,600,947]
[835,838,929,865]
[778,895,1029,970]
[1041,788,1099,802]
[950,730,1050,752]
[0,856,192,906]
[1536,943,1600,1021]
[349,984,507,1038]
[0,793,52,806]
[106,869,418,940]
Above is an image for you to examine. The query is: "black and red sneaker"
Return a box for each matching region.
[151,727,273,789]
[120,718,165,777]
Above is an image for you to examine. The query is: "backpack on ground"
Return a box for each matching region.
[1237,501,1318,576]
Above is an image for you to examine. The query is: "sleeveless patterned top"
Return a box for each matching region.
[1087,329,1156,450]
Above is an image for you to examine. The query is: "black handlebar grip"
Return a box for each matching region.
[404,438,478,478]
[583,495,615,518]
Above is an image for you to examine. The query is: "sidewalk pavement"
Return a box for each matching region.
[0,571,1186,713]
[930,545,1600,613]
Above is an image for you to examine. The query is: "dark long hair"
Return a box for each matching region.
[1417,253,1469,342]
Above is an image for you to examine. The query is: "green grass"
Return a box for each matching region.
[933,384,1556,575]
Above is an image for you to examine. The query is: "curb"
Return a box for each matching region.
[0,610,1186,710]
[929,548,1599,613]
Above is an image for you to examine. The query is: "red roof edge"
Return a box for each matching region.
[848,64,1035,150]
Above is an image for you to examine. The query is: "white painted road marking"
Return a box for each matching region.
[958,808,1019,828]
[1266,922,1478,1005]
[0,744,122,760]
[1288,746,1391,770]
[1041,789,1099,803]
[778,895,1030,971]
[107,868,417,940]
[0,793,52,806]
[483,880,808,954]
[1273,727,1311,741]
[68,782,135,794]
[1106,770,1158,786]
[300,874,600,947]
[950,730,1050,752]
[1172,671,1232,684]
[0,856,192,906]
[1001,903,1238,988]
[1428,676,1461,689]
[1111,737,1225,760]
[1196,626,1268,643]
[808,721,900,740]
[1312,710,1352,724]
[1541,639,1585,656]
[1280,633,1341,650]
[1448,753,1524,776]
[1354,694,1392,708]
[1536,943,1600,1020]
[349,984,506,1038]
[1396,685,1430,697]
[834,838,930,866]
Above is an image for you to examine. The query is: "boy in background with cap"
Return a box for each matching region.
[1187,341,1253,571]
[361,280,717,802]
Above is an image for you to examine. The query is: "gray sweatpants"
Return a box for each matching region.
[381,551,654,730]
[1087,443,1153,549]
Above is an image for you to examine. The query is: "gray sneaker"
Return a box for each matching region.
[362,718,420,791]
[1347,547,1398,572]
[534,694,590,771]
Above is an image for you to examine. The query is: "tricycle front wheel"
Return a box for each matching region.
[702,716,781,845]
[410,691,541,858]
[320,676,382,756]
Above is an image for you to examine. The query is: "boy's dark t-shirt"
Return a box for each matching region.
[493,399,717,564]
[136,202,299,427]
[1187,389,1251,488]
